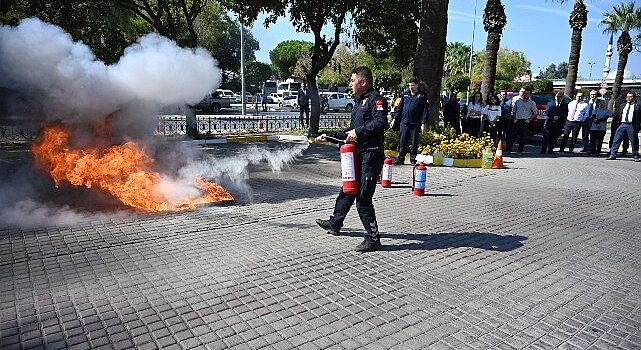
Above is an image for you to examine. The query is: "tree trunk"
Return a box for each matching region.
[609,32,632,111]
[413,0,449,125]
[307,74,321,135]
[481,31,501,100]
[564,27,583,97]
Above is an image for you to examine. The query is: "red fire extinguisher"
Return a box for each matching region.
[340,142,359,195]
[381,157,393,188]
[412,163,427,196]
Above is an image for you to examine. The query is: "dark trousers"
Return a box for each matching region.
[465,118,482,137]
[444,118,461,135]
[299,104,309,127]
[589,130,606,155]
[559,120,582,152]
[485,121,503,145]
[609,118,629,154]
[610,123,639,157]
[507,120,529,152]
[398,124,421,163]
[330,176,380,239]
[581,119,592,150]
[502,117,513,144]
[541,125,563,153]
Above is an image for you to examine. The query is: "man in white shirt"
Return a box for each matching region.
[559,92,589,153]
[507,87,538,154]
[607,91,640,161]
[580,90,599,152]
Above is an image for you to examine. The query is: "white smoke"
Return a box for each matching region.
[0,199,126,229]
[0,17,221,122]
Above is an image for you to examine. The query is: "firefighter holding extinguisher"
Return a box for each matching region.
[315,66,389,252]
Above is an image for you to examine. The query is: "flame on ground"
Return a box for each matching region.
[32,124,233,212]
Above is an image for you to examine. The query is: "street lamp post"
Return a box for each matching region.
[466,0,478,104]
[587,61,595,80]
[240,21,246,116]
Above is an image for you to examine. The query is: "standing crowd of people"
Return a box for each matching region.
[393,82,640,160]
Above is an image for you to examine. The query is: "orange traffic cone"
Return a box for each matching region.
[492,140,505,169]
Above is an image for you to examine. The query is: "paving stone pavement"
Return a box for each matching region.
[1,143,640,350]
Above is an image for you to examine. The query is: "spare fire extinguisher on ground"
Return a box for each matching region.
[340,142,359,195]
[412,163,427,196]
[381,157,393,188]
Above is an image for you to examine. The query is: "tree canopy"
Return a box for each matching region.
[269,40,313,79]
[471,48,531,82]
[540,62,569,79]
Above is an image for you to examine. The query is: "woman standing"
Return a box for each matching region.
[589,99,611,156]
[466,92,484,137]
[483,94,502,145]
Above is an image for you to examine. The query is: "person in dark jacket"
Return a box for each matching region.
[315,66,388,252]
[390,78,429,165]
[443,92,461,135]
[297,82,310,128]
[540,91,568,154]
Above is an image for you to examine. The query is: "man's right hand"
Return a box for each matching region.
[315,134,327,143]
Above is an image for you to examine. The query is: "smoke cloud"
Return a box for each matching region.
[0,17,221,124]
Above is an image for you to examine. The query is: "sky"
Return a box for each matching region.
[248,0,640,80]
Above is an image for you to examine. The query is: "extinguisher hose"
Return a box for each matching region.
[325,136,346,143]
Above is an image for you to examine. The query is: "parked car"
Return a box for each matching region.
[269,92,283,104]
[234,92,254,103]
[216,89,236,100]
[279,95,298,108]
[192,90,232,113]
[320,92,354,112]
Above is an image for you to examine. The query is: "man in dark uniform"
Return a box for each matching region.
[315,66,389,252]
[391,78,429,165]
[540,91,568,154]
[499,90,513,144]
[297,82,310,128]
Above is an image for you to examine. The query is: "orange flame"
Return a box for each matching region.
[32,124,233,212]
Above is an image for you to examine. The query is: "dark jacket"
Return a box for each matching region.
[615,101,641,131]
[328,88,389,176]
[297,88,309,106]
[392,91,429,127]
[443,100,460,122]
[544,100,568,128]
[500,97,512,120]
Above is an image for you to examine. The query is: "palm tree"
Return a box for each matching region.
[548,0,588,97]
[414,0,449,125]
[480,0,507,100]
[444,42,472,77]
[601,1,641,110]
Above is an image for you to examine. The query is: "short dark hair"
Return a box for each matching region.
[409,77,420,85]
[626,90,636,98]
[352,66,373,86]
[523,87,533,93]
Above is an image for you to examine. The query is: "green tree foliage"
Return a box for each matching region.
[245,62,273,92]
[195,4,259,74]
[109,0,208,48]
[540,62,569,79]
[352,0,418,67]
[444,42,472,77]
[269,40,313,79]
[472,48,531,82]
[374,70,402,90]
[444,75,470,93]
[1,0,149,64]
[531,79,554,92]
[316,44,362,89]
[600,1,641,107]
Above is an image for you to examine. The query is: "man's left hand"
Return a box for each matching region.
[421,123,427,133]
[346,129,357,142]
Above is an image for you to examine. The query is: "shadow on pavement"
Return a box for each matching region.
[341,230,527,252]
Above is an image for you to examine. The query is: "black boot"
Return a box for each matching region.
[316,219,340,236]
[354,238,381,252]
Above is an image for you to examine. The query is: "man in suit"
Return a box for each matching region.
[297,82,310,128]
[580,90,599,152]
[609,97,630,155]
[541,91,568,154]
[391,78,429,165]
[606,91,641,161]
